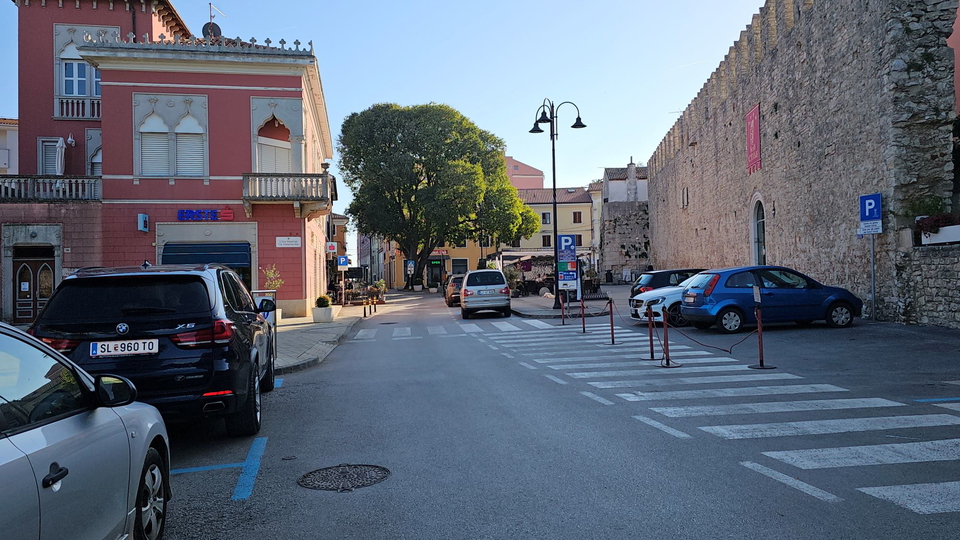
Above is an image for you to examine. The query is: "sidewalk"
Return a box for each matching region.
[509,284,634,319]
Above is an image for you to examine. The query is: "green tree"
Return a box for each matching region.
[338,103,538,288]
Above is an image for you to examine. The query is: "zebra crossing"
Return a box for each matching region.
[349,320,624,341]
[480,320,960,516]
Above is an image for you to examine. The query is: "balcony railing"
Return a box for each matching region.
[0,176,102,202]
[55,96,102,120]
[242,173,331,201]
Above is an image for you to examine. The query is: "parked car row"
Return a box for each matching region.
[442,269,512,319]
[629,265,863,333]
[2,263,279,540]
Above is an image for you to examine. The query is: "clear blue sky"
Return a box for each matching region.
[0,0,766,257]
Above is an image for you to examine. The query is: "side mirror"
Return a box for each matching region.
[258,299,277,313]
[95,374,138,407]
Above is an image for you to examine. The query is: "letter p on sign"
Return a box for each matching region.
[559,235,575,250]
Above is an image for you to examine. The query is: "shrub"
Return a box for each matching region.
[915,213,960,235]
[261,264,284,290]
[315,295,331,308]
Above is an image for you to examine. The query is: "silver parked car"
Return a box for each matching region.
[0,322,171,540]
[460,269,511,319]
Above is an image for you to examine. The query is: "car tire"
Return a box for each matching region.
[666,303,688,327]
[826,301,854,328]
[461,307,470,320]
[717,307,745,334]
[225,364,262,437]
[260,354,276,393]
[134,447,167,540]
[502,307,511,318]
[691,321,713,330]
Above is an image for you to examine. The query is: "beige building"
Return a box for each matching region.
[0,118,17,175]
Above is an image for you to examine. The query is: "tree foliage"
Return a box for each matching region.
[338,103,538,287]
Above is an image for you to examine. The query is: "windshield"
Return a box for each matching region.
[686,273,717,289]
[39,276,211,321]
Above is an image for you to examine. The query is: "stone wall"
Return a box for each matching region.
[895,245,960,327]
[646,0,960,327]
[600,201,650,280]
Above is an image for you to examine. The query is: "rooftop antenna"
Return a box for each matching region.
[203,3,225,40]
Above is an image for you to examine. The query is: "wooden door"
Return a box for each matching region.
[13,247,55,324]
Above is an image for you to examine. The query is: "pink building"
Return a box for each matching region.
[505,156,543,189]
[1,0,336,321]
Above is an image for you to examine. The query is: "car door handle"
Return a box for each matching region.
[42,463,69,488]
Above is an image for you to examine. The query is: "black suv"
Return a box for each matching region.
[29,263,276,436]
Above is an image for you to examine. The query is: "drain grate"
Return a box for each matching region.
[298,464,391,492]
[379,322,397,325]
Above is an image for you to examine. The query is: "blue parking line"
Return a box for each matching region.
[232,437,268,500]
[915,397,960,403]
[275,378,284,388]
[171,462,245,475]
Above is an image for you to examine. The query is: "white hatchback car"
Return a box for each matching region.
[0,322,170,540]
[629,275,699,327]
[460,269,511,319]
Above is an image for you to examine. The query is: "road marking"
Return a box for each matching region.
[437,334,469,338]
[633,415,692,438]
[519,345,690,357]
[858,481,960,514]
[502,353,515,359]
[581,392,615,405]
[544,357,737,369]
[274,378,283,389]
[354,329,377,340]
[568,365,752,379]
[487,344,499,350]
[740,461,842,503]
[700,414,960,440]
[522,320,554,329]
[917,397,960,403]
[232,437,268,501]
[458,323,483,333]
[428,326,448,335]
[501,336,651,347]
[392,336,423,340]
[518,362,538,370]
[652,398,905,418]
[392,327,411,337]
[589,373,803,389]
[763,438,960,469]
[545,375,568,385]
[491,322,522,332]
[617,384,849,402]
[936,403,960,412]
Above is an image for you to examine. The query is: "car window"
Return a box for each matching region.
[634,274,655,286]
[228,273,256,311]
[678,276,698,288]
[758,269,808,289]
[668,273,686,285]
[220,272,244,312]
[686,273,716,289]
[40,276,210,320]
[725,271,757,288]
[466,272,506,286]
[0,333,89,433]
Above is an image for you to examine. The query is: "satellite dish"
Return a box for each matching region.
[202,22,222,39]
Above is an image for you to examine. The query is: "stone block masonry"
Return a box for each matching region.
[600,202,651,279]
[646,0,960,328]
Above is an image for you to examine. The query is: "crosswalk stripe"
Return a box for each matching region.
[550,359,739,370]
[392,327,411,337]
[741,462,842,503]
[652,398,905,418]
[458,323,483,333]
[935,403,960,412]
[501,336,651,347]
[485,327,634,340]
[545,375,568,385]
[858,481,960,514]
[618,384,849,402]
[522,320,554,329]
[589,373,802,389]
[428,326,448,335]
[520,345,690,357]
[354,329,377,339]
[763,438,960,469]
[491,322,522,332]
[568,365,752,379]
[633,415,692,439]
[581,392,615,405]
[537,356,733,365]
[700,414,960,440]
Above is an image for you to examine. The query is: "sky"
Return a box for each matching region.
[0,0,766,259]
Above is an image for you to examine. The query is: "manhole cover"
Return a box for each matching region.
[379,322,397,325]
[298,464,391,492]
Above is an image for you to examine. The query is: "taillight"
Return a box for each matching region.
[462,288,474,297]
[703,274,721,297]
[40,337,81,354]
[639,286,654,293]
[202,390,234,397]
[499,287,510,295]
[171,319,235,348]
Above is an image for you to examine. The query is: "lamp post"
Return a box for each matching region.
[529,98,586,309]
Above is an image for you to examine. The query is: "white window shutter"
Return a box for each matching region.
[176,134,204,176]
[41,143,58,174]
[141,133,170,176]
[258,143,277,173]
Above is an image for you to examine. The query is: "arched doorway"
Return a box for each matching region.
[753,201,767,265]
[13,247,55,323]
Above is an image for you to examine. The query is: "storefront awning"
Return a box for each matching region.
[161,242,251,267]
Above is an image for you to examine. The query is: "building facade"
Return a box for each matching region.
[0,118,18,175]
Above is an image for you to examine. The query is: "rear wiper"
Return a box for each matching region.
[120,307,178,315]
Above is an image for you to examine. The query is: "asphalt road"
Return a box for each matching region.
[164,296,960,539]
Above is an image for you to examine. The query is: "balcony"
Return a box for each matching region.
[0,176,102,202]
[242,173,336,219]
[55,96,102,120]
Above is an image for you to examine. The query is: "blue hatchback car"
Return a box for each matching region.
[680,265,863,333]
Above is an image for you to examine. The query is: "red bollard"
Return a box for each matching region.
[658,307,682,368]
[581,294,586,334]
[749,305,776,370]
[609,299,615,345]
[646,306,656,360]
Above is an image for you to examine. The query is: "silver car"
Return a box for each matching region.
[460,269,511,319]
[0,322,170,540]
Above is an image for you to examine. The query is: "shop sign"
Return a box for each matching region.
[176,208,234,221]
[431,249,448,255]
[276,236,302,248]
[326,242,338,253]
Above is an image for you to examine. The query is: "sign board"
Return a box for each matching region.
[431,249,448,255]
[337,255,349,271]
[859,193,883,235]
[137,213,149,232]
[406,260,415,276]
[177,209,232,221]
[753,286,761,304]
[557,235,578,290]
[557,235,577,262]
[325,242,338,253]
[276,236,302,248]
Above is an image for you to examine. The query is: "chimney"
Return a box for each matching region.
[626,157,637,202]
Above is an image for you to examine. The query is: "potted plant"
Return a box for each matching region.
[374,279,387,303]
[428,281,440,293]
[312,294,338,323]
[916,213,960,245]
[413,278,423,292]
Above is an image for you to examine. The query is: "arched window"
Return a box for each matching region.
[60,43,100,97]
[753,201,767,265]
[37,264,54,300]
[175,114,205,176]
[257,117,291,173]
[139,113,170,176]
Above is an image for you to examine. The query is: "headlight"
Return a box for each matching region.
[645,298,664,306]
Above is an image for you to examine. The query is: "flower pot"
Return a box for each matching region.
[921,224,960,245]
[429,287,438,293]
[413,285,423,292]
[311,306,334,323]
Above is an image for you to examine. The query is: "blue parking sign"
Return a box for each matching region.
[860,193,882,221]
[337,255,349,268]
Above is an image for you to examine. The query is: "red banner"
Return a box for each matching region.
[746,103,762,174]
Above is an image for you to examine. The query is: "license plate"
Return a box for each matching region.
[90,339,159,357]
[683,296,695,304]
[478,290,494,295]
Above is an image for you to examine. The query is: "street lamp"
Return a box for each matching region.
[529,98,586,309]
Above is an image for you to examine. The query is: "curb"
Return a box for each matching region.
[274,316,363,375]
[511,308,611,319]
